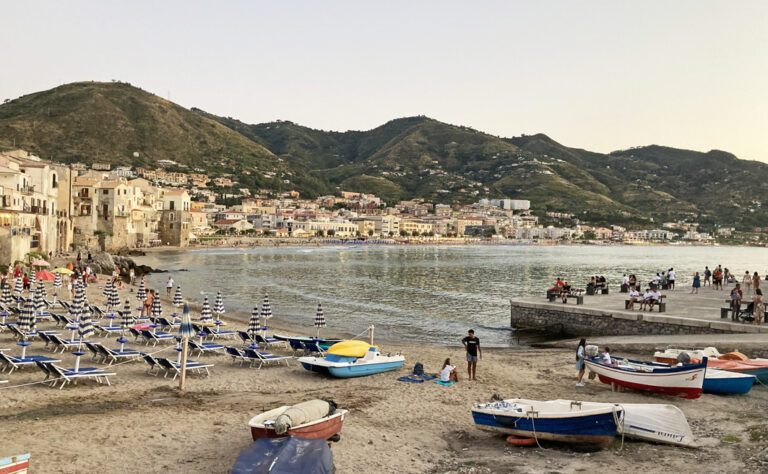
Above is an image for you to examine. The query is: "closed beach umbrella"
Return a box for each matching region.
[103,279,113,299]
[16,300,35,358]
[151,290,163,318]
[1,283,12,308]
[173,286,183,307]
[75,298,95,372]
[29,270,35,286]
[199,297,212,324]
[118,298,132,352]
[213,291,225,319]
[178,302,195,390]
[69,283,84,339]
[247,306,261,347]
[36,278,47,299]
[13,276,23,295]
[136,280,146,302]
[33,280,47,320]
[52,273,62,304]
[108,283,120,313]
[260,294,272,337]
[314,303,326,339]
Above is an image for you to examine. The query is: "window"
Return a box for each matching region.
[103,189,108,195]
[169,201,175,210]
[169,212,175,222]
[170,222,174,229]
[52,173,58,188]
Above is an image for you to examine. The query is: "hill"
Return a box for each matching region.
[2,81,767,229]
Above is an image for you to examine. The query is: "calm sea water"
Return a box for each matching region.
[137,245,768,347]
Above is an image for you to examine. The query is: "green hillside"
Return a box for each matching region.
[2,81,767,230]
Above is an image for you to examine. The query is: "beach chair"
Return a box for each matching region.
[89,305,106,319]
[243,348,292,369]
[156,317,180,331]
[142,354,161,375]
[303,341,325,356]
[84,342,105,362]
[128,327,143,341]
[156,358,213,380]
[59,301,71,310]
[0,352,61,374]
[187,340,226,358]
[49,335,83,353]
[287,339,306,355]
[98,346,140,365]
[95,323,123,337]
[225,346,248,365]
[41,363,116,390]
[140,329,176,346]
[201,325,236,340]
[38,332,53,347]
[237,331,258,347]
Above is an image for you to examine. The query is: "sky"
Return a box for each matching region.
[2,1,767,161]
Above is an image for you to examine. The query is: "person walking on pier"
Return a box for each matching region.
[703,266,712,287]
[691,272,701,294]
[462,329,481,381]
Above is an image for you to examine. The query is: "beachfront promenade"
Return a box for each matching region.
[510,283,768,337]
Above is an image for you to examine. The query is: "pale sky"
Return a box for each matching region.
[3,1,767,161]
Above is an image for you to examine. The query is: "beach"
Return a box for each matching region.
[2,280,767,474]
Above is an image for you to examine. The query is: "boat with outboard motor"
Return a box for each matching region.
[585,356,706,399]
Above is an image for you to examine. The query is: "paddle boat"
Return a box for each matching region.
[472,398,623,447]
[248,400,347,440]
[585,356,706,399]
[298,337,404,378]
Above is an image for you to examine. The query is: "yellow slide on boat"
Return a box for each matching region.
[327,340,377,358]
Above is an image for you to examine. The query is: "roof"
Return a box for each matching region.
[164,189,189,196]
[214,219,243,225]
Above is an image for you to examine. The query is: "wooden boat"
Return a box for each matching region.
[472,399,623,447]
[654,347,721,365]
[552,400,696,447]
[656,349,768,384]
[0,453,30,474]
[299,343,404,378]
[232,437,333,474]
[585,356,706,399]
[703,369,755,395]
[248,406,347,441]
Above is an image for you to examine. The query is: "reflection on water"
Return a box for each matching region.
[137,245,768,347]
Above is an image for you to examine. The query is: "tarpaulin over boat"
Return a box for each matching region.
[232,437,333,474]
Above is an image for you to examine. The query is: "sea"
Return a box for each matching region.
[136,244,768,347]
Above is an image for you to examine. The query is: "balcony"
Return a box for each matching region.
[20,185,36,195]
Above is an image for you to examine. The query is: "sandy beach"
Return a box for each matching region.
[2,275,768,474]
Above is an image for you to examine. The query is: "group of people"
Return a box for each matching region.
[438,329,483,384]
[586,276,608,293]
[626,286,663,311]
[574,339,611,387]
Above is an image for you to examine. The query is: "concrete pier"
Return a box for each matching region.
[510,284,768,337]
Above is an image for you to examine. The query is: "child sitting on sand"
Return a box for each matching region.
[440,358,459,383]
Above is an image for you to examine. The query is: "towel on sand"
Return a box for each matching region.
[397,374,437,383]
[435,380,455,387]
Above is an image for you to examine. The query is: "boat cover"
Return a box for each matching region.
[327,340,373,357]
[232,437,333,474]
[275,399,335,435]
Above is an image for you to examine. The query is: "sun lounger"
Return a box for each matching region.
[89,305,106,319]
[95,324,123,337]
[97,345,140,365]
[303,341,325,356]
[237,331,260,348]
[201,325,237,339]
[255,334,287,348]
[37,362,115,389]
[0,352,61,374]
[140,329,176,346]
[287,339,306,355]
[225,346,248,365]
[242,348,292,369]
[156,317,180,331]
[84,342,105,361]
[156,357,213,380]
[49,335,84,353]
[187,340,226,357]
[142,354,161,375]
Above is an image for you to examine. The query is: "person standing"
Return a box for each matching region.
[703,266,711,287]
[462,329,482,381]
[166,277,174,297]
[668,268,676,290]
[575,338,586,387]
[730,284,743,320]
[690,272,700,294]
[753,289,764,325]
[753,272,761,295]
[129,268,135,286]
[743,271,752,294]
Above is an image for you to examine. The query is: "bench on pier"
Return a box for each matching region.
[547,289,584,305]
[625,295,666,312]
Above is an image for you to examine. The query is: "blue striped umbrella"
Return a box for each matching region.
[17,299,33,333]
[108,283,120,312]
[33,280,47,321]
[136,280,146,302]
[28,270,35,289]
[13,276,23,295]
[52,273,61,303]
[103,279,113,299]
[36,278,47,299]
[247,306,261,342]
[199,297,212,324]
[260,294,272,337]
[173,286,183,307]
[151,291,163,318]
[314,303,326,339]
[75,297,95,372]
[213,291,225,320]
[0,282,11,307]
[179,302,195,339]
[118,298,133,351]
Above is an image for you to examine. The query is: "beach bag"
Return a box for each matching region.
[412,362,424,376]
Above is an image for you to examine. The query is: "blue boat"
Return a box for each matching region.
[703,369,755,395]
[472,399,622,447]
[298,347,405,378]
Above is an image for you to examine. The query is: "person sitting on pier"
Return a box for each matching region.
[587,277,596,291]
[627,287,641,310]
[555,277,564,288]
[560,282,572,304]
[640,288,653,311]
[621,274,630,289]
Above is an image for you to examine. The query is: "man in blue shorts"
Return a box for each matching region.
[462,329,482,381]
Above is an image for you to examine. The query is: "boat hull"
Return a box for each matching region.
[707,359,768,384]
[250,411,346,441]
[327,360,404,378]
[472,409,618,447]
[703,371,755,394]
[300,361,330,374]
[586,357,705,399]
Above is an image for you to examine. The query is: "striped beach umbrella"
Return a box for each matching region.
[103,279,113,299]
[260,294,272,337]
[36,278,47,299]
[17,299,33,333]
[52,273,62,304]
[314,303,326,339]
[247,306,261,345]
[0,283,11,307]
[179,302,195,339]
[173,286,183,307]
[28,270,35,288]
[151,291,163,318]
[33,280,47,321]
[136,280,146,302]
[13,276,23,295]
[199,297,212,324]
[75,298,95,372]
[118,298,133,352]
[108,283,120,312]
[213,291,225,319]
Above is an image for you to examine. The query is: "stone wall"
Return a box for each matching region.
[510,300,766,337]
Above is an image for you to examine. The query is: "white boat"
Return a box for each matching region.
[585,356,706,399]
[298,330,405,378]
[653,347,722,365]
[552,400,695,447]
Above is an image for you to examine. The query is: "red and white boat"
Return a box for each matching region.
[0,453,30,474]
[248,405,348,441]
[585,356,706,399]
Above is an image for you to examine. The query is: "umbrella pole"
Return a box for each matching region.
[369,324,374,346]
[179,337,189,392]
